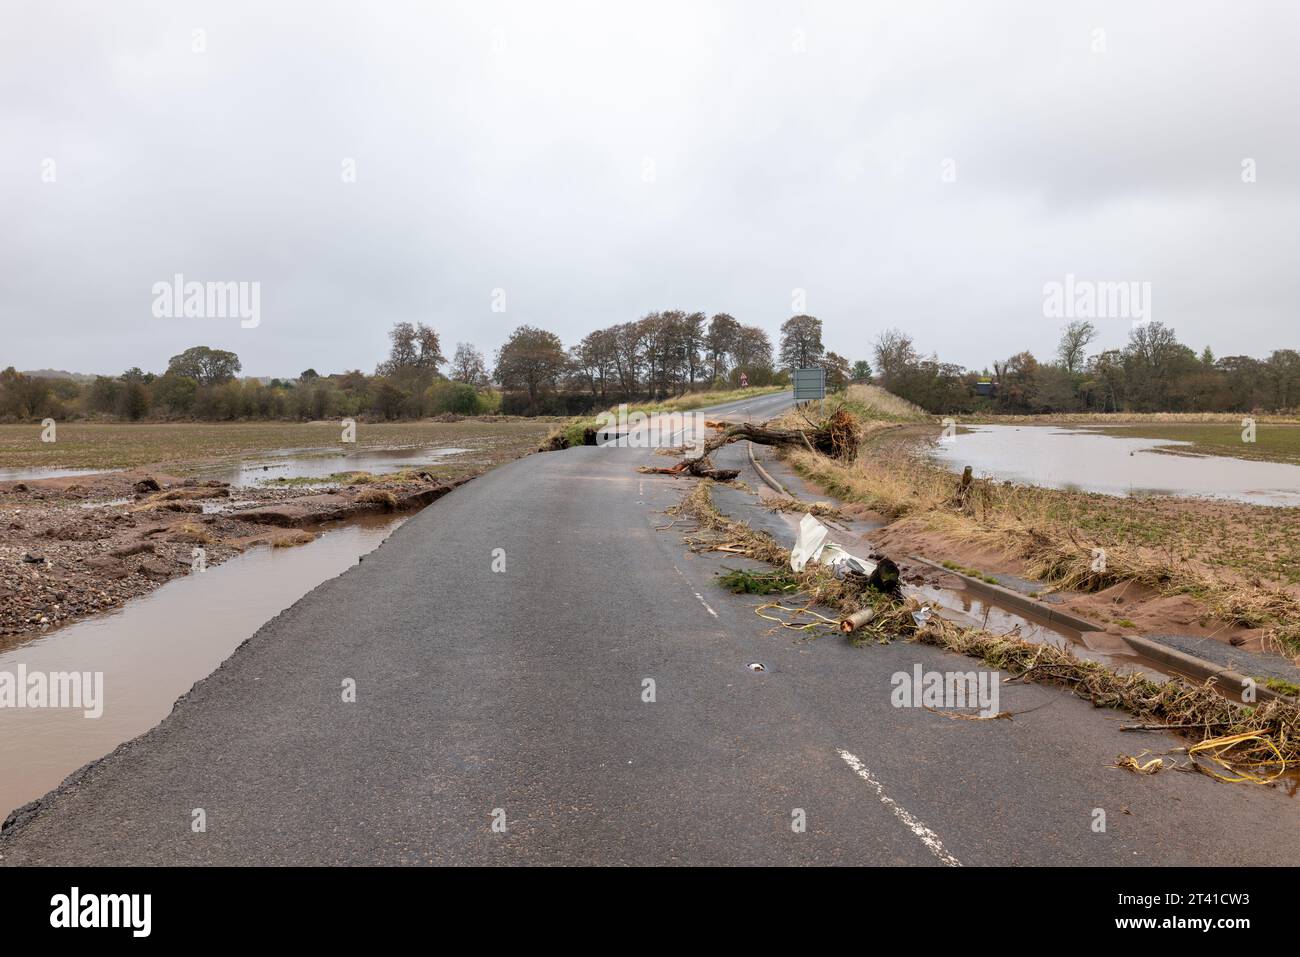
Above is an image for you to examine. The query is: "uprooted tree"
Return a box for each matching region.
[638,408,861,480]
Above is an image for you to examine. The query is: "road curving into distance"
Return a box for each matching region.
[2,391,1297,865]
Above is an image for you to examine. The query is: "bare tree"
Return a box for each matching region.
[569,329,617,401]
[1056,320,1097,373]
[449,342,489,387]
[871,328,917,388]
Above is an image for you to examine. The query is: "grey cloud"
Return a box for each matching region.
[2,0,1296,378]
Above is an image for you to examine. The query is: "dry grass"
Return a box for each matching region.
[786,439,1300,655]
[272,530,317,548]
[356,488,398,510]
[152,487,228,501]
[128,499,202,515]
[921,617,1298,780]
[841,384,930,421]
[777,385,928,427]
[169,522,213,544]
[764,498,851,523]
[968,411,1300,425]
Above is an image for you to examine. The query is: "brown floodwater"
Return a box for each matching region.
[930,424,1300,507]
[0,446,472,486]
[196,445,472,487]
[0,513,406,819]
[0,466,121,482]
[913,581,1170,678]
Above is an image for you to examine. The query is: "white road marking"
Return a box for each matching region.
[836,749,961,867]
[671,563,719,618]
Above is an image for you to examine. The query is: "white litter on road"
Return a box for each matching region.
[789,513,829,572]
[836,748,962,867]
[789,514,877,579]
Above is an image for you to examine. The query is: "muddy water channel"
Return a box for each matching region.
[929,424,1300,507]
[0,445,472,487]
[0,513,406,819]
[0,466,120,482]
[198,445,471,487]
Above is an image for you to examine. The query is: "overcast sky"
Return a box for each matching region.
[3,0,1297,378]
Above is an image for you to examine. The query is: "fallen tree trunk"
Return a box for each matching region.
[636,457,740,481]
[703,415,858,460]
[641,408,860,480]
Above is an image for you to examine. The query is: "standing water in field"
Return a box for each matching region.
[0,514,407,820]
[205,446,472,487]
[929,425,1300,507]
[0,467,121,482]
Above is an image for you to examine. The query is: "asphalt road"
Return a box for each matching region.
[2,390,1297,865]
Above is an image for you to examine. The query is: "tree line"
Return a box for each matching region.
[873,320,1300,414]
[0,312,860,422]
[6,312,1290,422]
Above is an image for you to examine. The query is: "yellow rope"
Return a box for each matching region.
[1187,729,1287,784]
[754,602,841,635]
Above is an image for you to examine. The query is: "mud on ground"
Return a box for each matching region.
[0,467,465,645]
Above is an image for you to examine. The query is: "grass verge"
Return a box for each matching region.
[785,434,1300,656]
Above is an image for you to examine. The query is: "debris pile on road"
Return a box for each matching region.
[1111,753,1165,774]
[670,480,918,645]
[636,457,740,481]
[790,513,901,595]
[641,407,863,481]
[920,614,1298,783]
[668,478,1300,784]
[764,498,850,524]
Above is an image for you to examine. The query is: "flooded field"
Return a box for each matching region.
[0,513,407,819]
[0,447,474,486]
[0,466,119,482]
[207,445,472,487]
[0,419,555,475]
[930,424,1300,507]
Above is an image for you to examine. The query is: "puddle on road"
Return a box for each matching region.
[0,513,407,819]
[207,446,472,487]
[930,425,1300,507]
